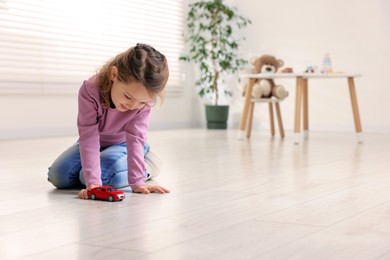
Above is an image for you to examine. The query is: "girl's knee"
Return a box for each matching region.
[105,170,128,188]
[47,143,82,189]
[47,162,82,189]
[47,166,69,189]
[102,159,128,188]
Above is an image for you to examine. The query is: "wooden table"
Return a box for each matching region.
[238,73,363,144]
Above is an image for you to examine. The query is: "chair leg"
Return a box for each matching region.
[246,102,255,138]
[275,102,285,138]
[268,102,275,137]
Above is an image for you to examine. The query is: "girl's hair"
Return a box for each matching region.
[96,43,169,108]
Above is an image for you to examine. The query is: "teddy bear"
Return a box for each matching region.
[250,55,289,100]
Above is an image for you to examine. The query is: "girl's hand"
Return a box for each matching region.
[133,185,170,194]
[78,184,101,199]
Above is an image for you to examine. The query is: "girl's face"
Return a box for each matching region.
[110,67,154,112]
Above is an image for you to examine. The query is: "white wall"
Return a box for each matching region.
[1,0,389,140]
[227,0,390,133]
[0,94,77,139]
[0,84,200,140]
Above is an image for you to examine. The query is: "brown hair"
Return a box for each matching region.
[96,43,169,108]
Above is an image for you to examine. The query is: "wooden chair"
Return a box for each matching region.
[245,98,285,139]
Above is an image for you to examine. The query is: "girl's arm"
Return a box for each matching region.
[124,106,151,190]
[77,80,103,188]
[124,106,169,194]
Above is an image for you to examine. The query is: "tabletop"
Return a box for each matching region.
[239,73,362,79]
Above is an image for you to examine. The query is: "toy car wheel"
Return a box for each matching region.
[108,196,114,202]
[91,194,96,200]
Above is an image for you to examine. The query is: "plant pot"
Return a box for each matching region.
[205,105,229,129]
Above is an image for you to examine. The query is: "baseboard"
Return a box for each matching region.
[228,121,390,133]
[0,122,200,140]
[1,123,388,140]
[0,127,78,140]
[149,121,200,130]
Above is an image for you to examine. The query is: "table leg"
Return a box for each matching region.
[238,79,256,140]
[348,77,363,143]
[294,77,303,144]
[275,102,285,138]
[303,78,309,139]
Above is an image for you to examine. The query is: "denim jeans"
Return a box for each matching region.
[47,142,150,189]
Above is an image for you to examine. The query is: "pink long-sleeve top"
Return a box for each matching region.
[77,76,151,190]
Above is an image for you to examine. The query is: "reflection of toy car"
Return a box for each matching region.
[87,186,125,202]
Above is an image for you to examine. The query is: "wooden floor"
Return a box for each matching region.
[0,129,390,260]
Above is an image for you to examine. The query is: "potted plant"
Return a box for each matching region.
[180,0,251,129]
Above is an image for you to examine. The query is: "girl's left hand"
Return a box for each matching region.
[78,184,101,199]
[134,185,170,194]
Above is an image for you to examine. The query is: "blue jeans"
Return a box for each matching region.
[47,142,150,189]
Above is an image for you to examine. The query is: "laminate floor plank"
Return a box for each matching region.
[0,130,388,259]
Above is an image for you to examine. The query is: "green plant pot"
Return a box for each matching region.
[205,105,229,129]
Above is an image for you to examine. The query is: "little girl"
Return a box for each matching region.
[47,43,170,198]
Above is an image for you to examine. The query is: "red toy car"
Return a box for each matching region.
[87,186,125,202]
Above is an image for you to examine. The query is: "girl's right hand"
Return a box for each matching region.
[78,184,101,199]
[133,184,170,194]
